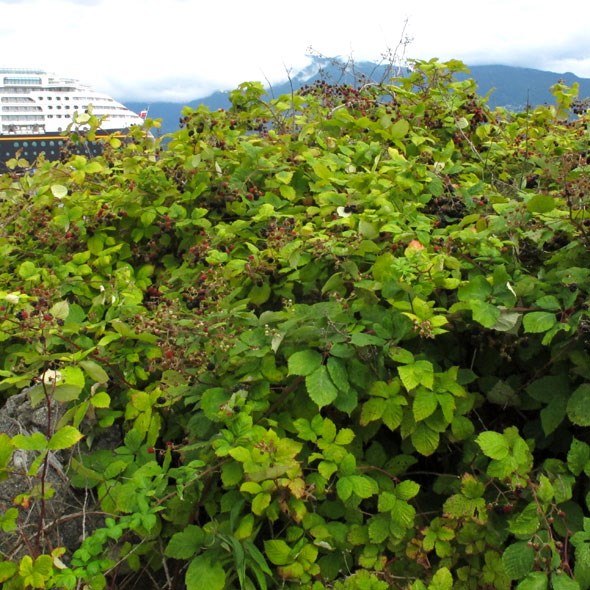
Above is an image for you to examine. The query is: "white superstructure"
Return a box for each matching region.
[0,68,147,170]
[0,67,144,135]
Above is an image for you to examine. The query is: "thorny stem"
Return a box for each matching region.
[7,510,112,560]
[34,365,55,554]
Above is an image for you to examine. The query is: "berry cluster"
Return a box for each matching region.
[245,184,264,201]
[243,255,276,285]
[185,230,211,264]
[182,267,226,311]
[412,318,435,339]
[299,80,376,115]
[203,179,241,210]
[260,217,297,249]
[423,194,468,227]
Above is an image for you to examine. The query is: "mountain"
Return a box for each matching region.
[456,65,590,110]
[126,59,590,136]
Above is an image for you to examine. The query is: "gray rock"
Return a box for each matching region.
[0,389,120,560]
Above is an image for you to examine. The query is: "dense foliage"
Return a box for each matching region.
[1,59,590,589]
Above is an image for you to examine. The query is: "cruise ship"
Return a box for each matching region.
[0,68,147,170]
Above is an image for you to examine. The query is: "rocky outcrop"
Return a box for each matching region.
[0,390,120,560]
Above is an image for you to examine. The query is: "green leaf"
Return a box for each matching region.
[60,365,85,388]
[368,515,390,543]
[413,388,438,421]
[567,384,590,427]
[0,511,17,533]
[244,539,273,577]
[12,432,47,451]
[18,260,38,279]
[396,480,420,500]
[140,210,156,227]
[185,553,226,590]
[80,360,109,383]
[50,300,70,320]
[382,399,404,431]
[551,572,580,590]
[0,560,17,582]
[390,500,416,532]
[306,365,339,408]
[351,475,378,498]
[378,491,397,512]
[502,542,535,580]
[48,426,83,450]
[492,309,522,332]
[516,572,548,590]
[536,475,555,504]
[535,295,561,311]
[165,525,205,559]
[389,347,415,364]
[522,311,556,334]
[327,357,350,392]
[487,379,519,407]
[458,275,492,302]
[87,233,104,255]
[399,360,434,391]
[124,428,143,452]
[390,118,410,139]
[526,194,556,213]
[411,423,439,456]
[52,384,83,403]
[264,539,292,566]
[540,395,568,435]
[275,170,293,184]
[443,494,473,519]
[20,554,53,587]
[334,428,355,445]
[252,492,271,515]
[334,386,358,415]
[430,567,453,590]
[360,398,384,425]
[288,350,322,376]
[337,475,378,500]
[568,438,590,476]
[476,431,510,460]
[451,416,475,440]
[470,300,501,328]
[90,391,111,408]
[249,281,271,305]
[292,418,317,441]
[0,433,14,468]
[336,476,353,501]
[51,184,68,199]
[574,541,590,590]
[221,461,243,487]
[527,375,570,403]
[508,503,540,536]
[350,332,385,347]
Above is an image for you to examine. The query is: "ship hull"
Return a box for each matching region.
[0,129,132,172]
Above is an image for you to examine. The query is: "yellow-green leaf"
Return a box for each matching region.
[48,426,83,450]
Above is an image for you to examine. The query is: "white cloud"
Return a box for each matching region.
[1,0,590,103]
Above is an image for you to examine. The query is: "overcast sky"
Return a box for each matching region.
[1,0,590,104]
